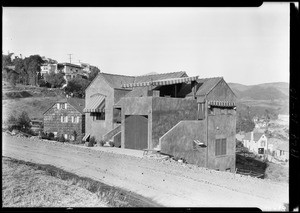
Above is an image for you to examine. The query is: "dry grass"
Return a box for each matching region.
[2,157,159,207]
[265,162,289,183]
[2,157,108,207]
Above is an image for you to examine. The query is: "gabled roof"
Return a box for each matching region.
[196,77,223,96]
[244,132,252,140]
[67,98,85,114]
[243,132,264,141]
[43,97,85,115]
[100,73,135,89]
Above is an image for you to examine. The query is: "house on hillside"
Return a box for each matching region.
[267,138,289,162]
[59,63,84,81]
[83,71,237,172]
[43,98,85,142]
[242,132,268,155]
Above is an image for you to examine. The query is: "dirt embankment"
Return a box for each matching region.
[2,156,107,207]
[2,133,289,210]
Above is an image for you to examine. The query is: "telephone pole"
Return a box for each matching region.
[67,54,73,63]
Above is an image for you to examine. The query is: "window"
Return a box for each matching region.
[197,103,205,120]
[61,116,68,123]
[76,116,80,123]
[53,132,57,137]
[258,148,264,154]
[71,116,74,123]
[65,103,67,109]
[215,138,226,156]
[91,112,105,120]
[64,134,68,139]
[57,103,60,109]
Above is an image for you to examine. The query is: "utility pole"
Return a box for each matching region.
[67,54,72,63]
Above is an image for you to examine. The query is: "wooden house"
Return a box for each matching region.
[242,132,268,155]
[43,98,85,142]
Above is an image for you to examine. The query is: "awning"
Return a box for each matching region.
[83,95,105,113]
[82,133,90,141]
[208,100,236,107]
[122,76,199,88]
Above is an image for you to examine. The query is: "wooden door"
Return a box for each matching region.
[124,115,148,150]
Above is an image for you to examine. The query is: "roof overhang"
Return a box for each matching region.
[208,100,236,107]
[122,76,199,88]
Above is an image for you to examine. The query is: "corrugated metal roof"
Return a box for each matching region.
[122,76,198,88]
[83,95,105,113]
[134,71,187,83]
[208,100,236,107]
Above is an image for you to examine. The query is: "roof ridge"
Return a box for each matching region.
[197,76,223,80]
[136,71,186,77]
[101,72,135,78]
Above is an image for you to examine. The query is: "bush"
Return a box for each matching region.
[109,141,114,147]
[59,134,65,142]
[48,132,55,139]
[99,140,105,146]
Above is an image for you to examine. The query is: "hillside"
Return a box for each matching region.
[2,82,65,122]
[228,82,289,101]
[228,82,289,116]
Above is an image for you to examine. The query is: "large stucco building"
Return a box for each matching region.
[83,71,237,172]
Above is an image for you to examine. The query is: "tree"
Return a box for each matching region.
[236,112,255,133]
[88,66,100,81]
[17,111,32,131]
[2,53,14,68]
[14,57,27,84]
[44,71,66,88]
[24,55,44,86]
[64,76,90,98]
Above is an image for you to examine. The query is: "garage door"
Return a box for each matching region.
[124,115,148,150]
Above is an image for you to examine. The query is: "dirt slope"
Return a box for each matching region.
[2,133,288,210]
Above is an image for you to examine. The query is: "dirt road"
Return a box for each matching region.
[2,133,288,210]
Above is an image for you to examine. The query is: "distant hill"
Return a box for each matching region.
[228,82,289,101]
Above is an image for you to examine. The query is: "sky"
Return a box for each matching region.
[3,3,290,85]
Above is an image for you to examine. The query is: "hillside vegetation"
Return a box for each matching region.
[2,82,65,122]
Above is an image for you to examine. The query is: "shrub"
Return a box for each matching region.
[99,140,105,146]
[89,136,96,144]
[59,134,65,142]
[48,132,55,140]
[109,141,114,147]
